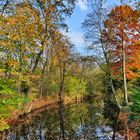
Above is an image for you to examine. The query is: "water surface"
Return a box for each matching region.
[1,98,125,140]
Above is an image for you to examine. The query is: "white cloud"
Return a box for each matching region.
[67,31,84,47]
[76,0,88,11]
[61,30,85,52]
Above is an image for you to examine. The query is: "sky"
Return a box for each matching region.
[65,0,88,54]
[65,0,139,54]
[65,0,114,54]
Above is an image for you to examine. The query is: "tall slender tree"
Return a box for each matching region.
[82,0,121,108]
[103,5,140,105]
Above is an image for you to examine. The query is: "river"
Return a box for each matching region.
[0,97,128,140]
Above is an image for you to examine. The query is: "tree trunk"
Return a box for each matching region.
[121,5,129,105]
[122,42,129,105]
[5,62,10,79]
[100,38,121,109]
[32,50,43,73]
[110,77,121,109]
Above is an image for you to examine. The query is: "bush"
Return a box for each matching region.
[130,87,140,113]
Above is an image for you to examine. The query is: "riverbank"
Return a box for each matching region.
[0,94,83,131]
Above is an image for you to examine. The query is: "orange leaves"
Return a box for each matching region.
[45,4,55,14]
[110,5,138,23]
[104,5,140,80]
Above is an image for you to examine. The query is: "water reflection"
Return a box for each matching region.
[0,98,126,140]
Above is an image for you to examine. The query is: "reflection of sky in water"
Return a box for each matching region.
[75,124,122,140]
[75,124,125,140]
[2,102,125,140]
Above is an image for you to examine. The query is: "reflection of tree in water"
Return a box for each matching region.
[112,110,140,140]
[58,101,65,140]
[103,96,139,140]
[0,99,127,140]
[73,98,113,140]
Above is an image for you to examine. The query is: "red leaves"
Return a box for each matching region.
[104,5,140,80]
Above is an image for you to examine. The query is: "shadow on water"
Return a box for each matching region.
[0,96,138,140]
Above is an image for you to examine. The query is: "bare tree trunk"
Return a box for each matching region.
[120,5,129,106]
[122,43,129,105]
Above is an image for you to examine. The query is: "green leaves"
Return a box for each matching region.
[130,88,140,113]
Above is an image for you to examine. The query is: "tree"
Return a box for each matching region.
[82,0,121,108]
[0,0,76,96]
[50,31,73,101]
[103,5,140,105]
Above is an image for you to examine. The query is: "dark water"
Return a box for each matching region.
[1,98,125,140]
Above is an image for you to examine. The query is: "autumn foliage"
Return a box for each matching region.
[103,5,140,80]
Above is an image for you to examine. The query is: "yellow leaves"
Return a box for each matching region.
[136,40,140,46]
[12,35,21,41]
[15,3,41,27]
[0,0,71,81]
[29,74,40,79]
[0,40,14,50]
[0,118,9,131]
[52,56,58,66]
[7,17,17,25]
[6,59,19,68]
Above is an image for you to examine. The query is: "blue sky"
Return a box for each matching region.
[65,0,116,53]
[66,0,88,54]
[65,0,139,53]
